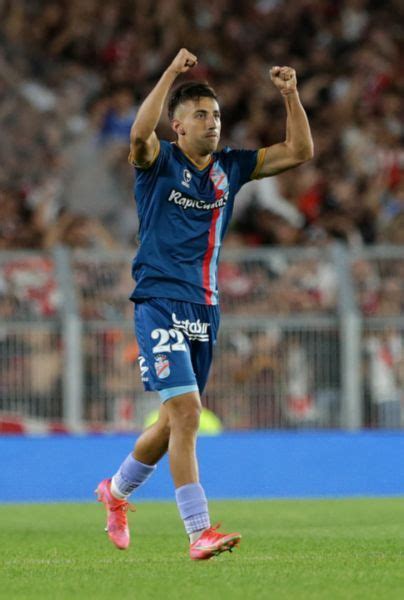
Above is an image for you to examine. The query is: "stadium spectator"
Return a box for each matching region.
[0,0,402,249]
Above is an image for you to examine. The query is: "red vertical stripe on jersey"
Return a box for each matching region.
[202,207,220,304]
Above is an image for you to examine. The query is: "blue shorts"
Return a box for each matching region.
[134,298,220,402]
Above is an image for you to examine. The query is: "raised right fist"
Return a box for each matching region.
[168,48,198,75]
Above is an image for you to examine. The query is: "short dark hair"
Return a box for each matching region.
[167,81,218,121]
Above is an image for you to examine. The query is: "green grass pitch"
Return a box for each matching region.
[1,498,403,599]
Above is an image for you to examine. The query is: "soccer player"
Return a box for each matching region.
[96,48,313,559]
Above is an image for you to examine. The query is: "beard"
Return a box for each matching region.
[199,136,219,154]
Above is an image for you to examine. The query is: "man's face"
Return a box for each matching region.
[172,97,221,154]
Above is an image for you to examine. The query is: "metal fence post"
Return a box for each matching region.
[332,243,362,430]
[53,246,83,429]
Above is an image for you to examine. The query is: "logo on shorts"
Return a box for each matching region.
[172,313,210,341]
[154,354,170,379]
[138,356,149,382]
[181,169,192,188]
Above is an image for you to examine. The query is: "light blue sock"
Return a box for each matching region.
[111,453,156,498]
[175,483,211,535]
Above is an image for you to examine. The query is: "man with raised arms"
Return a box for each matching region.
[96,48,313,560]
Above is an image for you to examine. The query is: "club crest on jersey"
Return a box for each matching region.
[181,168,192,188]
[154,354,170,379]
[209,161,229,200]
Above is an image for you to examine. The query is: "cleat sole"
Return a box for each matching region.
[195,535,241,559]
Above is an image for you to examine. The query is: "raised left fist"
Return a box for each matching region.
[168,48,198,75]
[270,66,297,95]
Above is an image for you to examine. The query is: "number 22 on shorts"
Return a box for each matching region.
[151,328,186,353]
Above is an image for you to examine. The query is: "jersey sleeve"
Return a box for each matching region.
[130,139,171,174]
[226,148,267,190]
[133,141,172,214]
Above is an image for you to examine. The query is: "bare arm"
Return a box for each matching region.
[129,48,197,167]
[254,66,314,178]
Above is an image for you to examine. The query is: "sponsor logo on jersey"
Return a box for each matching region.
[154,354,170,379]
[138,355,149,383]
[181,169,192,188]
[168,189,228,210]
[172,312,210,341]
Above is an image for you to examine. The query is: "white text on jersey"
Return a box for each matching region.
[168,189,228,210]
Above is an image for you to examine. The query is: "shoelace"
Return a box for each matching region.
[202,523,223,540]
[109,501,136,529]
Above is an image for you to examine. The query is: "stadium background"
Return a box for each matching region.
[0,0,403,503]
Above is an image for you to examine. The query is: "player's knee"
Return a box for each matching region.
[177,407,201,434]
[167,393,201,434]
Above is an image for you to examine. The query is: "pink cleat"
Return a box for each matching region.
[189,524,241,560]
[95,478,135,550]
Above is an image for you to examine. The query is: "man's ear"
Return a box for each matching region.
[172,119,185,136]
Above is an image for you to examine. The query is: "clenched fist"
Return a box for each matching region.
[270,66,297,95]
[167,48,198,75]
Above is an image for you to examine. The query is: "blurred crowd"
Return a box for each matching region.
[1,1,403,430]
[1,0,403,316]
[0,0,403,250]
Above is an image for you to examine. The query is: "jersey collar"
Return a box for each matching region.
[172,142,213,171]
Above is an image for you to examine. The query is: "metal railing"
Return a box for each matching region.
[349,245,404,429]
[0,322,62,421]
[1,244,403,431]
[208,316,340,429]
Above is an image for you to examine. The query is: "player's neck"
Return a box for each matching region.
[175,140,212,170]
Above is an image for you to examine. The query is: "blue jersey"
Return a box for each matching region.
[130,140,264,305]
